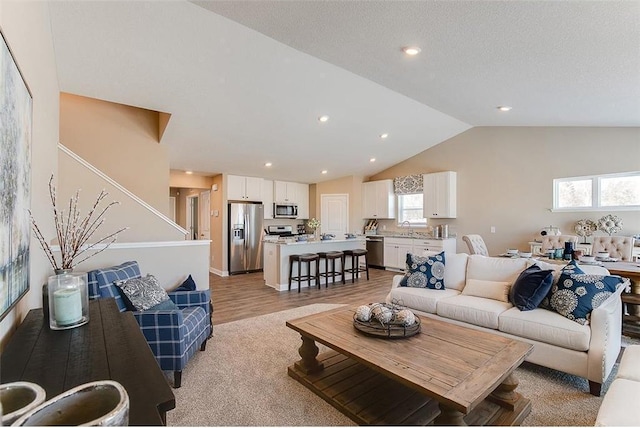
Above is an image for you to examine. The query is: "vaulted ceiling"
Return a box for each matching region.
[48,1,640,184]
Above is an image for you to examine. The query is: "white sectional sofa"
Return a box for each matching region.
[386,253,628,395]
[596,345,640,426]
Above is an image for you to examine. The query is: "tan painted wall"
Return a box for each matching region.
[0,1,61,345]
[314,175,366,234]
[58,149,186,242]
[173,187,202,233]
[170,173,220,273]
[370,127,640,255]
[169,170,215,189]
[59,93,170,215]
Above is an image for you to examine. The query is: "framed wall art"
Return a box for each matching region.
[0,28,33,321]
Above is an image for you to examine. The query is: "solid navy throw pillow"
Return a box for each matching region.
[399,252,446,290]
[176,274,196,291]
[510,265,554,311]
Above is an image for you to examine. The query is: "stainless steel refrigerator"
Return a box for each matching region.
[228,202,264,274]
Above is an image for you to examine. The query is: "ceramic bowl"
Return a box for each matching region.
[581,255,596,263]
[519,252,532,258]
[596,252,610,259]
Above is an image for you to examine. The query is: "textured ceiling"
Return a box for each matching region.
[48,1,639,185]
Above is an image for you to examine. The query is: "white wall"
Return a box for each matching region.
[0,1,60,345]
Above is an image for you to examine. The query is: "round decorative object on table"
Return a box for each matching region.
[371,304,393,324]
[355,305,372,322]
[395,309,416,327]
[352,303,421,339]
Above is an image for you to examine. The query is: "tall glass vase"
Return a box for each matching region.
[47,271,89,330]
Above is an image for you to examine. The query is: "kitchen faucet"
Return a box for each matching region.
[401,221,413,236]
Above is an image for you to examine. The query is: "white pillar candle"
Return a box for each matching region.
[53,288,82,325]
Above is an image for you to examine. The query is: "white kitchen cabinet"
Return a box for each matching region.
[273,181,309,218]
[227,175,262,201]
[384,238,413,269]
[411,237,457,256]
[295,183,309,219]
[362,180,395,219]
[423,171,456,218]
[262,179,273,219]
[274,181,296,203]
[384,237,456,270]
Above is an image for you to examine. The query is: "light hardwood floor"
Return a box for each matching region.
[210,267,398,324]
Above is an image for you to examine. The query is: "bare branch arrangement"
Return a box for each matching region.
[30,175,128,271]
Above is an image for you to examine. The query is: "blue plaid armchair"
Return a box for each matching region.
[87,261,212,388]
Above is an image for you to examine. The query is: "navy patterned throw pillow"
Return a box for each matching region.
[549,272,624,325]
[399,252,446,290]
[539,260,585,309]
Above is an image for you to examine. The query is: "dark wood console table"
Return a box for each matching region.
[0,298,175,425]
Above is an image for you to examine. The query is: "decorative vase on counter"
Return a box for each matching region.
[47,270,90,330]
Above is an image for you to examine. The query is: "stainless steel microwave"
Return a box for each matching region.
[273,202,298,219]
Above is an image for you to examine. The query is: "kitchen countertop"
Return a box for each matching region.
[264,238,365,246]
[369,233,456,240]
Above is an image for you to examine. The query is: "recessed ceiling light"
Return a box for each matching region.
[265,162,272,167]
[402,46,421,56]
[497,106,512,112]
[321,170,328,174]
[318,115,330,123]
[380,133,388,139]
[185,171,193,175]
[370,158,376,163]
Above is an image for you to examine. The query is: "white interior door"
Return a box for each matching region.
[199,190,211,240]
[186,195,198,240]
[320,194,349,237]
[169,196,176,222]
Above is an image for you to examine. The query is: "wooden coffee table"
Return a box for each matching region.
[287,306,532,426]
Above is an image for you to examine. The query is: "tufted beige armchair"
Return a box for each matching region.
[540,235,579,253]
[462,234,489,256]
[592,236,635,261]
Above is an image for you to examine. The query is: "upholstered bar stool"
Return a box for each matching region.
[316,251,345,288]
[289,253,320,293]
[343,249,369,283]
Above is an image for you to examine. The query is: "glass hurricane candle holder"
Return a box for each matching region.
[47,272,89,330]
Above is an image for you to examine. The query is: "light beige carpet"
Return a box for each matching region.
[168,304,633,426]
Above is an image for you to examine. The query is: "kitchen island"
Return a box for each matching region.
[264,238,366,291]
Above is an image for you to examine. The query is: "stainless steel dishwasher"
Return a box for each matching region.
[365,236,384,268]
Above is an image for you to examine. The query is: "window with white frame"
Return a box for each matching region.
[397,193,426,225]
[553,172,640,211]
